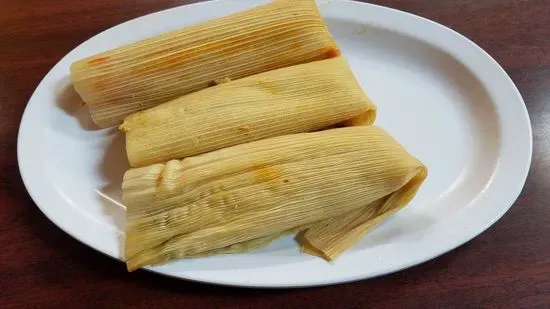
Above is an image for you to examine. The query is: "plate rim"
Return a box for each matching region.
[17,0,532,288]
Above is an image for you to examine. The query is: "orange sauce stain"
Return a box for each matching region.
[257,80,278,95]
[291,41,303,49]
[251,164,281,183]
[88,56,109,66]
[92,79,108,91]
[131,52,190,76]
[237,125,251,133]
[150,50,164,57]
[150,49,169,57]
[324,47,341,58]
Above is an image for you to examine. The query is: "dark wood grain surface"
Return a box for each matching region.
[1,0,549,308]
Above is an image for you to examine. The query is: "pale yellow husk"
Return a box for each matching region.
[298,167,427,260]
[120,57,376,168]
[123,126,427,271]
[70,0,340,128]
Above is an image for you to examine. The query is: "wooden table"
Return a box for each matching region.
[1,0,548,308]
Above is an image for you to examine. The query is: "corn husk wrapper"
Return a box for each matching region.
[121,57,376,168]
[123,126,427,271]
[70,0,340,127]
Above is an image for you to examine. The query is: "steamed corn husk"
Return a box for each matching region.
[298,166,427,260]
[120,57,376,168]
[123,126,427,271]
[70,0,340,128]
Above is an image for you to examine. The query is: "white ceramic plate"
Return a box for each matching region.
[18,0,532,287]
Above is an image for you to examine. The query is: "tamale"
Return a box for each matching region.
[120,57,376,168]
[70,0,340,127]
[123,126,427,271]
